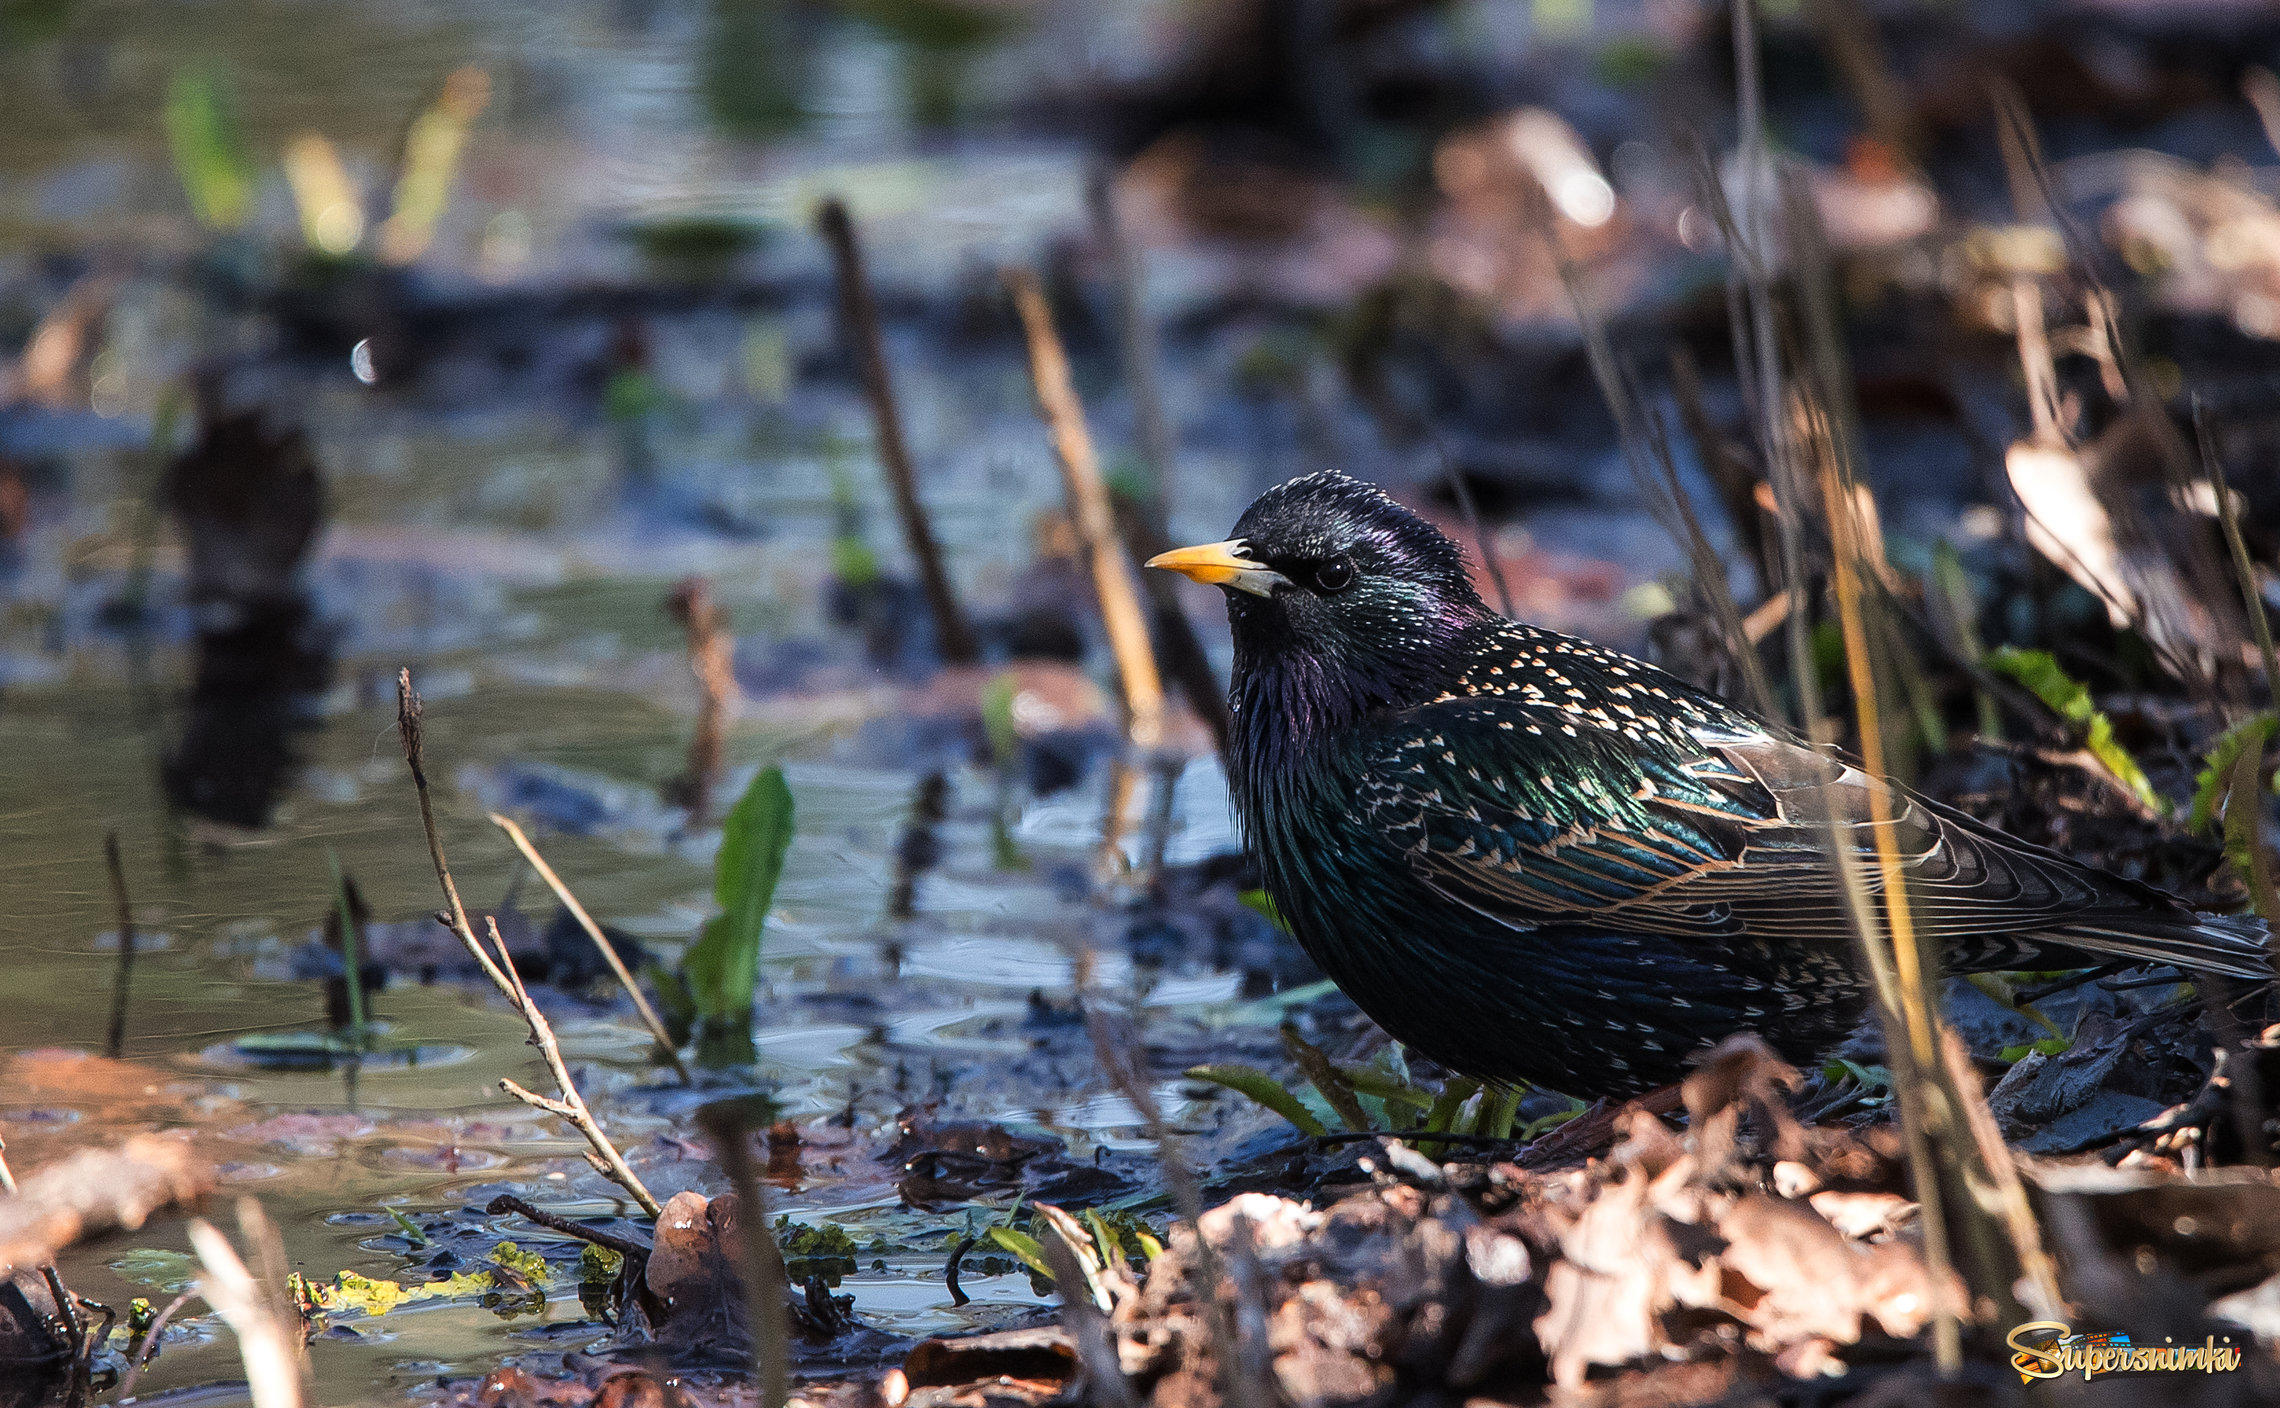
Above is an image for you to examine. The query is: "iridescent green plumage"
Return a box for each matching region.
[1166,472,2269,1097]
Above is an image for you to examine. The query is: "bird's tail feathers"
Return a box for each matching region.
[2045,912,2273,983]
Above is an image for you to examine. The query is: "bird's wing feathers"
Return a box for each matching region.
[1363,694,2269,978]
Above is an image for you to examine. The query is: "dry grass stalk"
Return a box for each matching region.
[394,669,506,992]
[1711,9,2022,1365]
[489,812,691,1084]
[1668,344,1776,592]
[1079,997,1268,1408]
[395,668,662,1217]
[1683,120,1821,740]
[104,831,135,1059]
[1437,446,1517,618]
[187,1201,303,1408]
[1038,1215,1140,1408]
[2195,407,2280,696]
[815,198,979,665]
[1004,265,1168,752]
[1788,149,2057,1343]
[1938,1031,2066,1318]
[1521,179,1772,716]
[696,1102,792,1408]
[1810,407,1966,1372]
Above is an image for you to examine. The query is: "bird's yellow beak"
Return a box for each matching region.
[1145,540,1285,597]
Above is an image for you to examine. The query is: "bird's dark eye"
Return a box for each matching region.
[1312,555,1355,594]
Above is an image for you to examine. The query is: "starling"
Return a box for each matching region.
[1149,472,2270,1097]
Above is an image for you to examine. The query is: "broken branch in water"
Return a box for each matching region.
[394,668,662,1217]
[483,917,662,1218]
[1004,265,1168,754]
[485,1193,652,1260]
[816,197,978,665]
[489,811,691,1084]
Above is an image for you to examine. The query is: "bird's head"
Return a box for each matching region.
[1148,472,1489,717]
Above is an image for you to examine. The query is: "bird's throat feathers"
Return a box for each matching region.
[1227,606,1479,807]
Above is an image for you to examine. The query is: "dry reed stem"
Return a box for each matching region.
[697,1103,792,1408]
[1816,427,1966,1373]
[489,812,691,1084]
[1720,8,1982,1364]
[1085,172,1234,753]
[104,832,135,1059]
[1004,265,1168,751]
[1792,149,2068,1340]
[816,198,978,664]
[188,1205,302,1408]
[394,668,660,1216]
[1097,756,1141,880]
[666,576,739,824]
[484,918,662,1217]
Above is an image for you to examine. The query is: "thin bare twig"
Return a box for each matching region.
[1435,440,1516,619]
[395,669,509,994]
[104,832,135,1059]
[698,1103,792,1408]
[394,669,660,1217]
[485,1193,652,1259]
[1005,266,1168,753]
[816,197,978,664]
[485,918,662,1217]
[489,812,691,1084]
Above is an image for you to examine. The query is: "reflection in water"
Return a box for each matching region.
[158,405,335,828]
